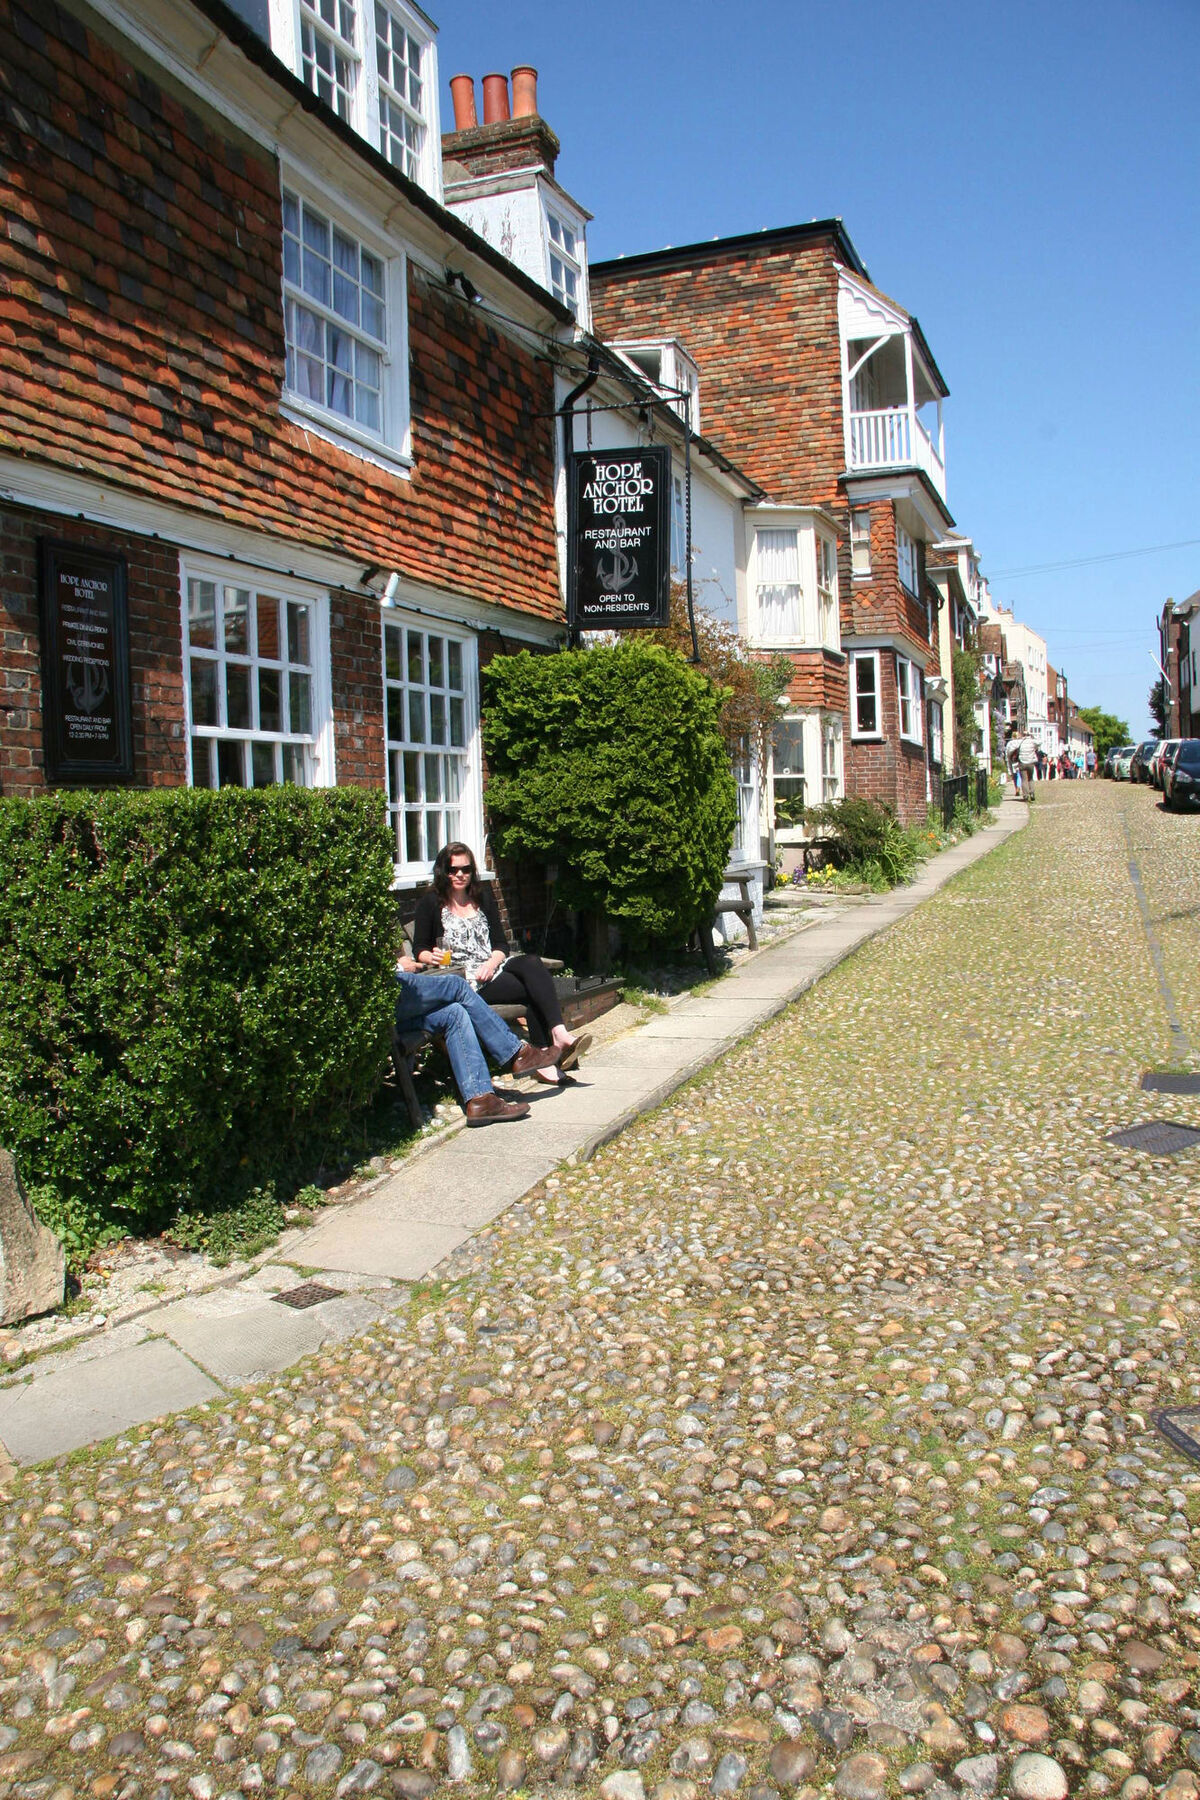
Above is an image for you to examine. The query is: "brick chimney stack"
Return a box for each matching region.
[442,67,560,181]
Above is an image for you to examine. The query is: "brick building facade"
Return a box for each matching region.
[0,0,571,919]
[590,224,956,827]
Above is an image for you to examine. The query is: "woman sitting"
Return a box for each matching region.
[412,843,591,1084]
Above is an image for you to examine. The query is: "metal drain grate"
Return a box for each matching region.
[1106,1120,1200,1155]
[1142,1071,1200,1095]
[272,1281,344,1310]
[1156,1407,1200,1464]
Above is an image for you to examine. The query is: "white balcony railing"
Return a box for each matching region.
[848,406,946,498]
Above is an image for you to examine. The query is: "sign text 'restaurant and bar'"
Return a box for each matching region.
[568,446,672,631]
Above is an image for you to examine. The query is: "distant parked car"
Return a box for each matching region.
[1164,738,1200,810]
[1130,740,1159,784]
[1150,739,1182,789]
[1104,743,1135,777]
[1112,747,1137,781]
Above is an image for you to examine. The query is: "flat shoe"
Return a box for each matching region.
[558,1033,592,1072]
[465,1093,530,1126]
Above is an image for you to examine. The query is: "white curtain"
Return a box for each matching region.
[756,530,803,639]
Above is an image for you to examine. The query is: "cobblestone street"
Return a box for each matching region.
[3,781,1200,1800]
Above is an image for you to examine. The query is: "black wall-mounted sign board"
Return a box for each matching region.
[38,540,134,785]
[568,445,672,631]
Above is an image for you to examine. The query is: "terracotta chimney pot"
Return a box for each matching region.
[448,73,477,130]
[481,72,511,124]
[510,66,538,118]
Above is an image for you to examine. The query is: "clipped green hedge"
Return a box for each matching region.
[483,643,737,948]
[0,787,397,1253]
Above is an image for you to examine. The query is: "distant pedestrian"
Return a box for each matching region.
[1086,746,1097,778]
[1005,727,1022,797]
[1017,730,1038,801]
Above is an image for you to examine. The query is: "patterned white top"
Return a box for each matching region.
[440,905,507,983]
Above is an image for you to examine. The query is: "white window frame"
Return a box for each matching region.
[753,526,804,644]
[273,0,441,198]
[850,649,882,739]
[821,714,843,801]
[816,530,840,651]
[898,654,923,745]
[928,697,943,766]
[181,559,334,790]
[671,475,687,572]
[771,714,808,839]
[297,0,360,124]
[850,506,872,577]
[382,610,483,881]
[545,205,584,317]
[896,519,918,595]
[279,173,412,473]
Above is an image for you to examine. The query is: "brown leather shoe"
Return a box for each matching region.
[510,1042,563,1077]
[465,1093,530,1126]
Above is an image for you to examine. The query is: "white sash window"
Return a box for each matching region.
[755,529,803,641]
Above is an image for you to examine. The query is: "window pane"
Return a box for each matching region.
[191,737,214,788]
[384,624,402,681]
[403,750,420,801]
[252,742,277,787]
[226,663,251,729]
[425,811,442,854]
[190,658,218,727]
[259,668,282,733]
[443,757,462,803]
[387,687,403,742]
[405,810,421,862]
[217,739,245,788]
[407,631,424,683]
[282,743,308,786]
[223,587,249,654]
[429,692,446,745]
[423,753,442,801]
[447,640,463,690]
[256,595,281,660]
[409,689,424,742]
[449,696,465,747]
[289,672,313,736]
[188,579,217,650]
[428,636,444,687]
[288,602,311,666]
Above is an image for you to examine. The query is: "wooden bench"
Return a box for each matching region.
[695,867,758,976]
[389,920,563,1129]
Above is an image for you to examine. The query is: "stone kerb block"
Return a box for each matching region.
[0,1149,65,1323]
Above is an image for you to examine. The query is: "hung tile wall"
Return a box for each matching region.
[0,0,562,795]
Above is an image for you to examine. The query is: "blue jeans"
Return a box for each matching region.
[395,971,522,1103]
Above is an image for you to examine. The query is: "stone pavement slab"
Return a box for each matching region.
[150,1286,389,1385]
[0,1337,221,1463]
[288,1210,470,1281]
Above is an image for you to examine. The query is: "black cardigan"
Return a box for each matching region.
[411,883,508,959]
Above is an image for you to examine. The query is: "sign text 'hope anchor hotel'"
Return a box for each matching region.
[38,540,134,784]
[568,446,672,631]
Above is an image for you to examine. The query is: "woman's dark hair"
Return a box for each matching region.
[433,841,482,905]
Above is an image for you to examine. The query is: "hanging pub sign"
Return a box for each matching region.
[568,444,672,631]
[38,539,133,784]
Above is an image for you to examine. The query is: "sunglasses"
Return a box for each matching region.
[449,865,473,877]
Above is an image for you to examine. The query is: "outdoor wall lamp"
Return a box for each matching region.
[361,567,403,605]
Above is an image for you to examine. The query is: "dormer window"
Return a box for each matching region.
[270,0,440,197]
[299,0,358,121]
[547,212,580,314]
[375,4,426,180]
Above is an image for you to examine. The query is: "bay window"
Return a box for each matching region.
[898,655,922,743]
[754,529,803,640]
[184,568,329,789]
[850,650,881,738]
[384,617,479,874]
[850,507,872,577]
[771,717,806,831]
[817,533,839,648]
[896,520,918,595]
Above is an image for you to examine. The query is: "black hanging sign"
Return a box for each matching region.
[568,445,672,630]
[38,540,134,784]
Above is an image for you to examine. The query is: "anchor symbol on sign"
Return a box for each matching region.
[65,661,109,716]
[597,548,638,594]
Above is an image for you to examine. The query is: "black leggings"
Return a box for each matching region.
[475,955,564,1047]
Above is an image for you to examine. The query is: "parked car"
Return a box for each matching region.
[1164,738,1200,809]
[1112,747,1137,781]
[1150,739,1182,789]
[1130,740,1160,784]
[1104,743,1136,777]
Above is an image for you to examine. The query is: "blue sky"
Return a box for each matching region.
[436,0,1199,736]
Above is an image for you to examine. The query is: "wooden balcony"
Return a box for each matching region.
[847,406,946,498]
